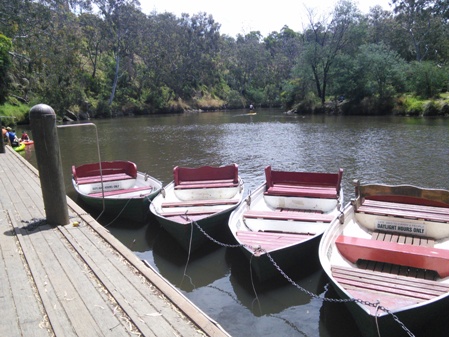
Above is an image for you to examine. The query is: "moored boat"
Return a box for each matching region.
[150,164,244,252]
[319,180,449,337]
[228,166,343,281]
[72,160,162,223]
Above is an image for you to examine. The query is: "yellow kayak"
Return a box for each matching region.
[13,143,26,152]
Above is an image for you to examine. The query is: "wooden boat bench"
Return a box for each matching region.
[88,186,152,197]
[335,235,449,278]
[331,266,449,301]
[356,203,449,223]
[371,231,435,247]
[160,209,218,217]
[173,164,239,190]
[161,198,240,208]
[236,230,312,253]
[264,166,343,198]
[354,181,449,223]
[243,210,334,222]
[73,161,137,185]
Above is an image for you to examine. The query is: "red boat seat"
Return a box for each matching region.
[73,161,137,185]
[335,235,449,278]
[173,164,239,189]
[264,166,343,198]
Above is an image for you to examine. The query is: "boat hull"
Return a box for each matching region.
[73,170,162,223]
[77,193,153,223]
[239,232,321,281]
[229,180,342,282]
[153,208,237,252]
[319,192,449,337]
[150,177,244,252]
[325,274,449,337]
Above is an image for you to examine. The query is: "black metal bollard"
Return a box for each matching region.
[30,104,69,226]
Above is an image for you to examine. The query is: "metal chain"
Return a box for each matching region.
[191,219,416,337]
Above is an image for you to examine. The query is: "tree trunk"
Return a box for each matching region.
[109,54,120,105]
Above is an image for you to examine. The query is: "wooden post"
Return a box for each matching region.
[30,104,69,226]
[0,126,4,153]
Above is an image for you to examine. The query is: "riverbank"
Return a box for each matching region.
[2,93,449,124]
[289,93,449,116]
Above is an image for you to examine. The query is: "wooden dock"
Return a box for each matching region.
[0,146,230,337]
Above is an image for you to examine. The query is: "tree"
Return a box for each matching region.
[391,0,447,61]
[300,0,363,105]
[79,13,108,79]
[357,43,407,100]
[407,61,448,97]
[264,26,301,106]
[92,0,141,105]
[0,34,12,103]
[222,31,271,106]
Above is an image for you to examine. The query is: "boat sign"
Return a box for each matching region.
[375,219,426,236]
[91,182,122,192]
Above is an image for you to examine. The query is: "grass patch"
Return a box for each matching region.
[0,102,31,125]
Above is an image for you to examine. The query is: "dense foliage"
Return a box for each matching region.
[1,0,448,118]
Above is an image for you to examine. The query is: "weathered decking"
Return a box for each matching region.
[0,146,229,337]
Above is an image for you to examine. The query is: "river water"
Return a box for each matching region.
[21,109,449,337]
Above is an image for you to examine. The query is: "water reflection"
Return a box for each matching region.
[21,110,449,337]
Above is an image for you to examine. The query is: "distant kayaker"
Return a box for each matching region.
[21,131,30,141]
[249,103,254,111]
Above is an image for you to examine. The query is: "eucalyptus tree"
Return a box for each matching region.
[92,0,141,106]
[0,34,12,103]
[391,0,448,61]
[79,13,108,80]
[0,0,53,103]
[264,26,301,106]
[365,5,395,45]
[137,12,184,106]
[176,12,222,98]
[299,0,363,106]
[223,31,271,106]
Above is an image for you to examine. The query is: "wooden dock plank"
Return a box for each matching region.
[0,171,52,337]
[60,225,194,337]
[20,222,130,336]
[0,210,42,337]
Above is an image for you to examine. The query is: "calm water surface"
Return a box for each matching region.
[22,109,449,337]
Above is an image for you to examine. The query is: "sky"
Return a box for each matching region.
[139,0,393,38]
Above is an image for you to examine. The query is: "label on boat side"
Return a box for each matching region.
[375,219,426,235]
[91,182,121,192]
